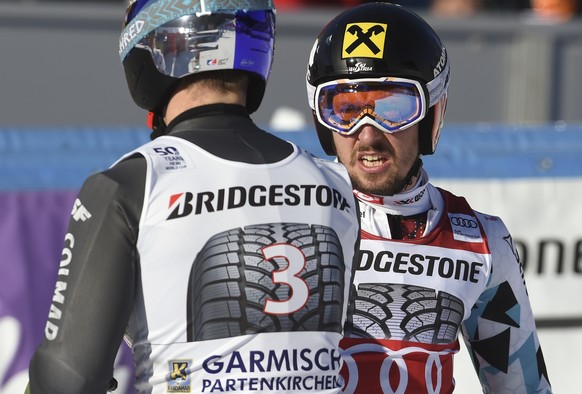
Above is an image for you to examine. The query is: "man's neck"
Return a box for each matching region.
[164,84,245,125]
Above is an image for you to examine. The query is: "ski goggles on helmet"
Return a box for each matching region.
[124,10,274,81]
[314,77,427,135]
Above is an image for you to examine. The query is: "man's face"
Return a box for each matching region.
[332,124,420,196]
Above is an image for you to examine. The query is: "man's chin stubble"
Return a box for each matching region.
[350,172,406,197]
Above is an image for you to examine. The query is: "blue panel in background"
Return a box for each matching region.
[1,123,581,190]
[0,126,150,191]
[424,124,582,179]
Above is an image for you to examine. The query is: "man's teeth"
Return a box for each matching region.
[361,156,384,167]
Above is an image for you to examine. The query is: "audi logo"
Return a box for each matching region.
[342,342,456,394]
[450,217,478,228]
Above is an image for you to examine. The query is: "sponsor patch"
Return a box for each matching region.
[167,359,192,393]
[342,23,387,59]
[152,145,188,171]
[449,213,483,243]
[166,185,352,219]
[71,198,92,222]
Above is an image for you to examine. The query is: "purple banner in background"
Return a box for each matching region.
[0,191,135,393]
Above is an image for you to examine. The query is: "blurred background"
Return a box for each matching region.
[0,0,581,127]
[1,0,581,393]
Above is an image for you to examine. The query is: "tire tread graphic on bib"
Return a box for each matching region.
[346,284,464,343]
[187,223,345,341]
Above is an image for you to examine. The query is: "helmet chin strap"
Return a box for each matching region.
[402,157,423,192]
[147,111,167,140]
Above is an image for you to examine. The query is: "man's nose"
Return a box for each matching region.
[357,124,385,144]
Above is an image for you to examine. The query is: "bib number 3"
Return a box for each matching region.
[262,244,309,315]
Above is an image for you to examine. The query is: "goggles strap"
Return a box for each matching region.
[427,61,450,107]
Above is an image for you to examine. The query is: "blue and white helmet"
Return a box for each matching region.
[119,0,276,113]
